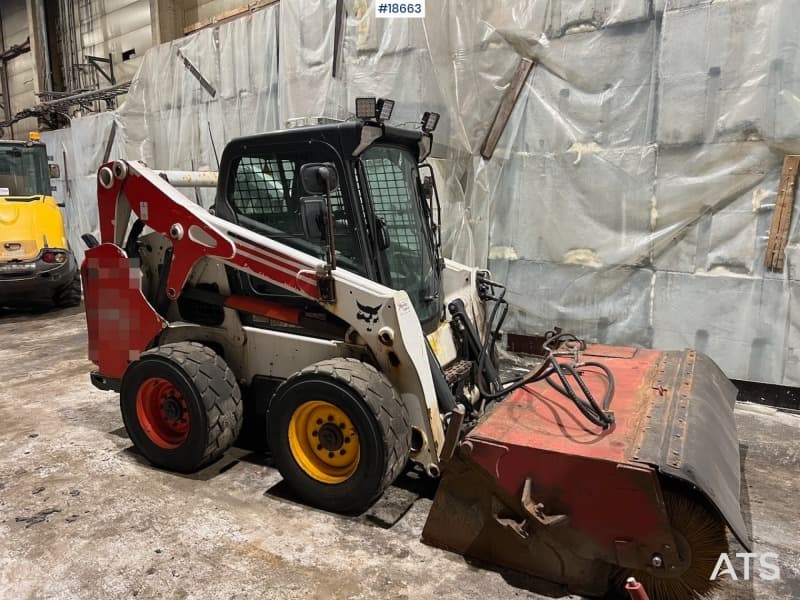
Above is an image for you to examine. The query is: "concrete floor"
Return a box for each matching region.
[0,307,798,599]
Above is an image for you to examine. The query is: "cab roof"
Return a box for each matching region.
[222,121,424,163]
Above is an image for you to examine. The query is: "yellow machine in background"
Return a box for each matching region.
[0,133,81,308]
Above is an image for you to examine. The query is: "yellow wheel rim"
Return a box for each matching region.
[287,400,360,484]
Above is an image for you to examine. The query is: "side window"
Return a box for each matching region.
[227,150,366,275]
[231,157,296,232]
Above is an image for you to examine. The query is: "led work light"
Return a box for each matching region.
[421,111,440,133]
[355,97,395,122]
[355,97,377,120]
[376,98,394,122]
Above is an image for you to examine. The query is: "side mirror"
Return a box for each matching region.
[300,196,327,241]
[48,163,61,179]
[300,162,339,195]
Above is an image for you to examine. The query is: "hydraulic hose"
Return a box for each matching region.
[471,279,615,429]
[427,343,458,413]
[125,219,145,259]
[543,361,615,428]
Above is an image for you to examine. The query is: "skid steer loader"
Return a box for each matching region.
[81,98,750,599]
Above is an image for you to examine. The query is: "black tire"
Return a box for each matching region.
[120,342,243,472]
[268,358,411,513]
[55,270,82,307]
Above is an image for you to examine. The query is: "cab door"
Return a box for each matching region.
[214,140,371,305]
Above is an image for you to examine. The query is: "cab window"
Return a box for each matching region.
[227,150,366,275]
[0,145,49,197]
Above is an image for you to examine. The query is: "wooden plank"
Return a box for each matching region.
[765,155,800,271]
[480,58,535,160]
[183,0,279,35]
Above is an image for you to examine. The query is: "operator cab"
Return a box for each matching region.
[213,99,444,333]
[0,139,52,198]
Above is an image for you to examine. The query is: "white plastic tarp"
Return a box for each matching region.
[41,0,800,386]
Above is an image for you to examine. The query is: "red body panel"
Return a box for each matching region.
[81,243,167,378]
[465,346,675,562]
[473,347,660,463]
[224,295,302,324]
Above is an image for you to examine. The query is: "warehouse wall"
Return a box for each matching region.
[39,0,800,387]
[0,0,38,137]
[0,0,262,138]
[77,0,152,84]
[68,0,259,84]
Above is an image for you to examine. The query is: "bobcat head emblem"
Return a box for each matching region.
[356,301,382,332]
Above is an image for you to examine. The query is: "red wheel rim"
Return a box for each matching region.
[135,377,190,449]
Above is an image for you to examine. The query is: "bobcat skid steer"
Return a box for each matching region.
[81,99,750,599]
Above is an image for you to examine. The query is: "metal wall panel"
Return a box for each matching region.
[1,0,37,137]
[78,0,152,84]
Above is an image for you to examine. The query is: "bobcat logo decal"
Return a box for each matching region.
[356,301,382,332]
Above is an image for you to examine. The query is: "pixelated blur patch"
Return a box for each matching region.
[82,243,167,378]
[129,265,139,289]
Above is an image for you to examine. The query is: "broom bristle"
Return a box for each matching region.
[613,487,729,600]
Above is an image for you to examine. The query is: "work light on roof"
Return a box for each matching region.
[421,111,440,133]
[376,98,394,122]
[355,97,377,120]
[355,97,395,122]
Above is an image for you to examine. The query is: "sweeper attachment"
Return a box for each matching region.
[422,339,748,599]
[81,100,749,599]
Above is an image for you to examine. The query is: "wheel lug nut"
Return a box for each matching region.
[317,444,322,450]
[316,418,323,425]
[327,415,334,421]
[344,437,350,444]
[339,449,346,455]
[328,452,334,458]
[312,430,318,437]
[339,423,345,429]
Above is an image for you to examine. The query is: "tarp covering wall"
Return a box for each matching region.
[42,0,800,387]
[44,111,123,266]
